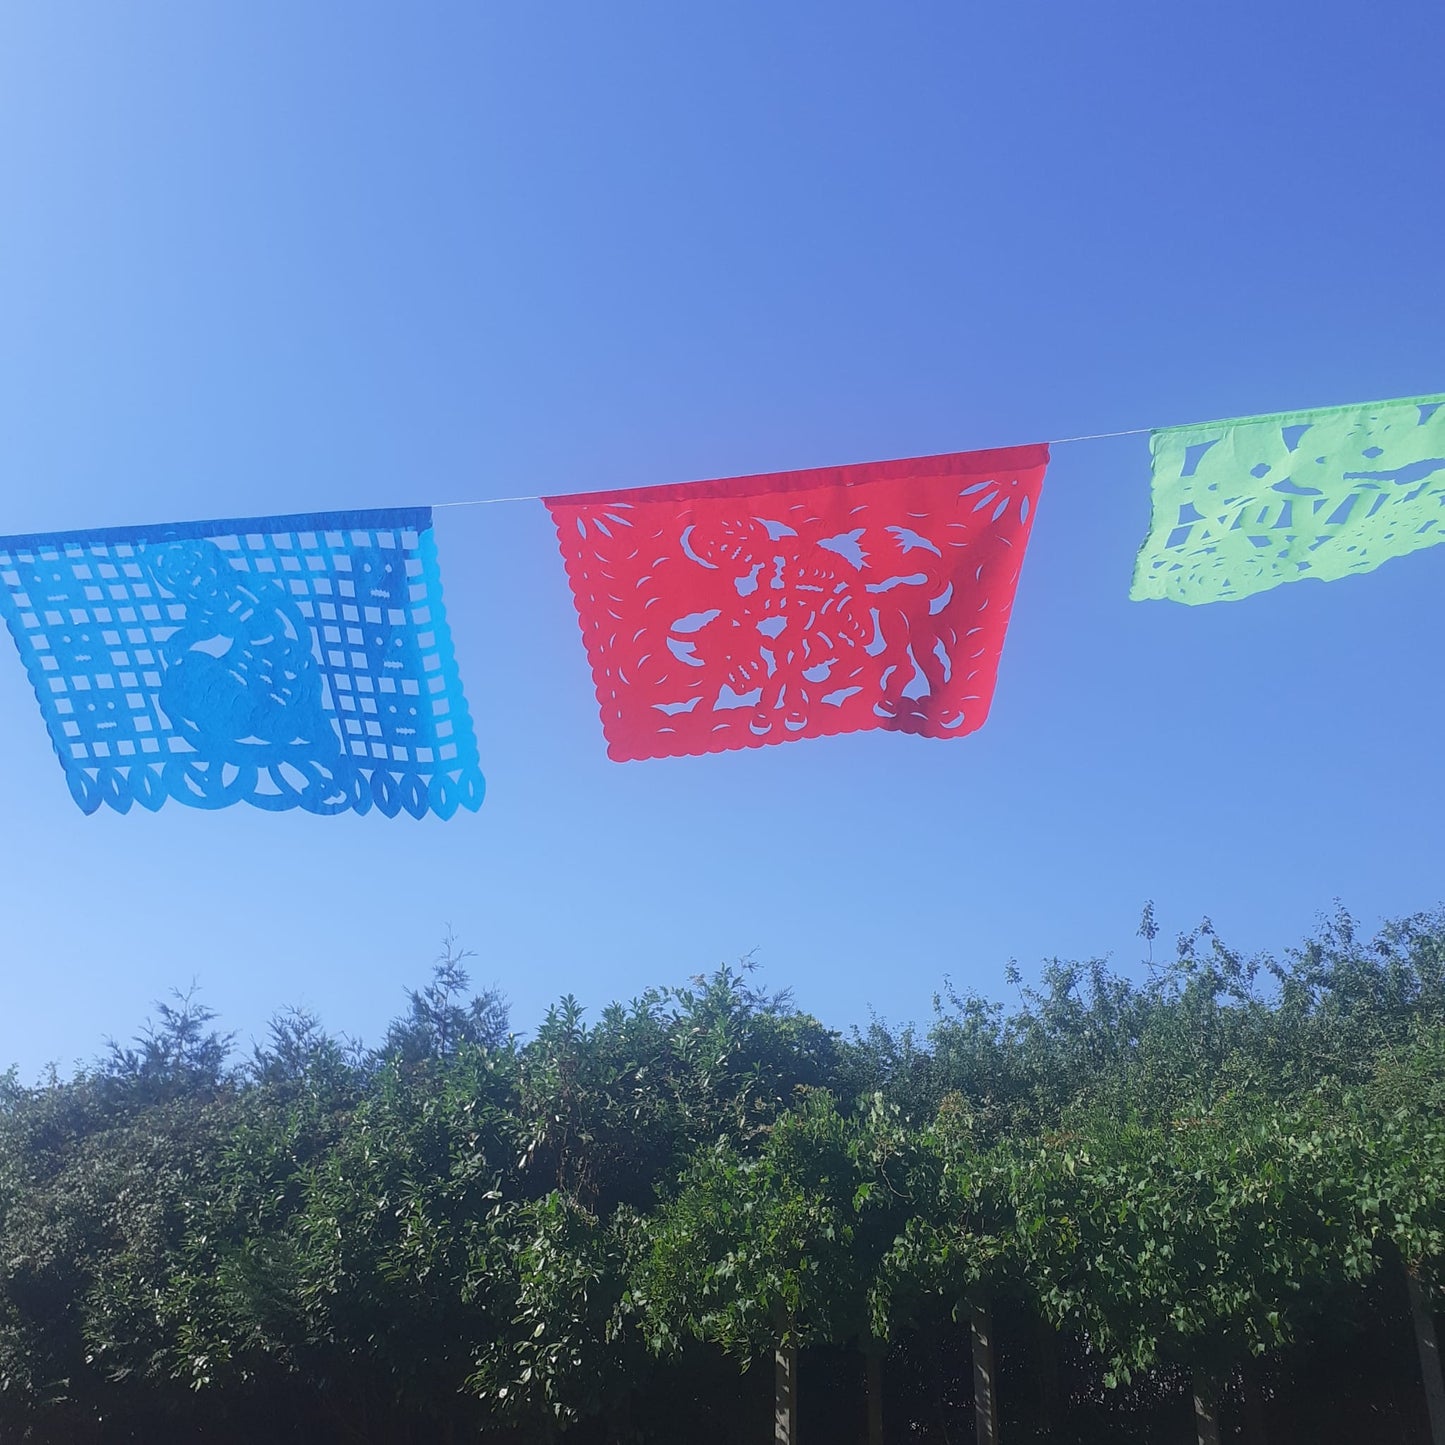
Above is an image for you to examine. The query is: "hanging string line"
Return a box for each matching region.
[1047,425,1152,445]
[430,424,1154,512]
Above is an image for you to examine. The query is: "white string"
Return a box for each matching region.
[429,425,1153,512]
[433,492,554,509]
[1047,425,1152,445]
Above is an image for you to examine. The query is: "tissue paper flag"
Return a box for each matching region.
[0,507,484,817]
[546,446,1049,761]
[1132,393,1445,604]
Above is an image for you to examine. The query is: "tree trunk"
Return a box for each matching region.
[1407,1263,1445,1445]
[969,1293,1000,1445]
[1241,1356,1268,1445]
[864,1342,884,1445]
[775,1337,799,1445]
[1191,1366,1222,1445]
[1035,1314,1060,1441]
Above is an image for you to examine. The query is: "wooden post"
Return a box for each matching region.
[864,1343,884,1445]
[969,1293,1000,1445]
[1407,1264,1445,1445]
[1191,1366,1222,1445]
[775,1338,799,1445]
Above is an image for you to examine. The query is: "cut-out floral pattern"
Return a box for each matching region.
[1133,395,1445,605]
[548,448,1049,761]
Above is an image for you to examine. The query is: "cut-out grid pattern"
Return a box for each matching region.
[0,508,484,817]
[1132,394,1445,605]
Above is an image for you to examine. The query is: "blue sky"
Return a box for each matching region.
[1,1,1441,1078]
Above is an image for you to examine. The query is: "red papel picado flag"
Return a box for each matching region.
[546,445,1049,761]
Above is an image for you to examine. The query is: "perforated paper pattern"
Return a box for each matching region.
[546,447,1049,761]
[0,509,484,817]
[1132,394,1445,605]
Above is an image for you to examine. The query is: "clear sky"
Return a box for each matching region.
[1,1,1441,1080]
